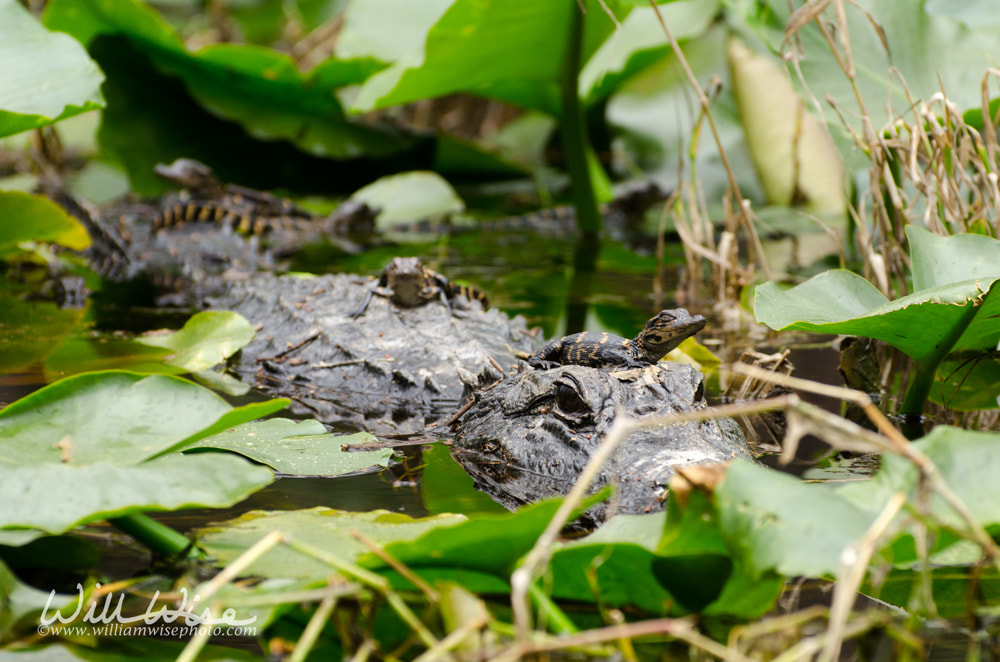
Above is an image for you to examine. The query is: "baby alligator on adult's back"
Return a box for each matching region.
[528,309,706,370]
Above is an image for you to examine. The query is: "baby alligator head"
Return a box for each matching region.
[633,308,707,363]
[450,363,750,525]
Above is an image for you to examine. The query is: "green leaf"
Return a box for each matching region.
[185,419,393,476]
[0,191,91,253]
[136,311,255,373]
[0,453,272,533]
[197,507,466,579]
[43,0,406,160]
[0,371,276,534]
[336,0,454,64]
[716,461,876,579]
[371,499,568,592]
[718,427,1000,580]
[0,371,232,466]
[581,1,720,104]
[754,227,1000,409]
[352,0,622,116]
[350,171,464,225]
[0,0,104,138]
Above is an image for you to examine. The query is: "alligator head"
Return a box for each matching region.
[450,362,751,524]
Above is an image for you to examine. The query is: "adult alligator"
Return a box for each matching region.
[210,264,540,435]
[76,159,378,305]
[450,362,752,524]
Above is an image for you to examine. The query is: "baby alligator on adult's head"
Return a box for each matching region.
[528,308,706,370]
[350,256,489,319]
[450,362,751,526]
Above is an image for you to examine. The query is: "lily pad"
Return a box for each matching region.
[0,0,104,138]
[185,419,393,476]
[0,453,273,533]
[196,507,466,580]
[0,371,281,534]
[137,311,255,373]
[0,191,91,255]
[754,226,1000,409]
[350,171,464,225]
[717,426,1000,580]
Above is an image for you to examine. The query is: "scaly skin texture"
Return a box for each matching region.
[211,271,540,435]
[83,159,378,304]
[528,309,707,369]
[351,257,489,318]
[450,363,751,525]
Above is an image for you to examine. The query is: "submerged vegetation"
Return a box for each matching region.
[2,0,1000,659]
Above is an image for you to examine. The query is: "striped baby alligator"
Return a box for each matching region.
[528,309,706,370]
[150,158,377,240]
[350,257,488,318]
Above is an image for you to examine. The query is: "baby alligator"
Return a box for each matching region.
[528,309,706,370]
[351,257,488,318]
[149,158,377,239]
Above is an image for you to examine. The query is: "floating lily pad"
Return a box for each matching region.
[197,507,466,580]
[717,426,1000,580]
[0,371,281,534]
[0,0,104,138]
[0,191,91,255]
[350,171,464,225]
[185,419,393,477]
[137,311,255,373]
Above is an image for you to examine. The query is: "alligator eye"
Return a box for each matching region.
[555,383,587,414]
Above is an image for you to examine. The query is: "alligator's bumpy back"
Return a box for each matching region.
[212,272,542,435]
[450,363,751,524]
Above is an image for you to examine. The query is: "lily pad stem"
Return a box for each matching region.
[560,1,602,235]
[899,300,979,437]
[110,514,199,558]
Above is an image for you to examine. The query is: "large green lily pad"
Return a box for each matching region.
[185,419,393,476]
[717,426,1000,580]
[136,311,255,373]
[755,226,1000,409]
[0,0,104,138]
[197,507,466,580]
[351,171,464,225]
[0,371,281,534]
